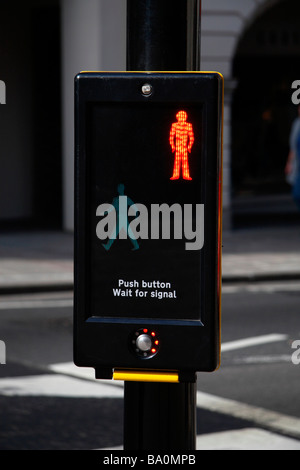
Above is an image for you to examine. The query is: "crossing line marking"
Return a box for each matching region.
[196,428,300,450]
[0,374,123,398]
[0,298,73,310]
[102,429,300,450]
[196,391,300,440]
[221,333,288,352]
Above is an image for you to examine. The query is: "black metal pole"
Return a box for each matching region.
[124,0,201,451]
[124,381,196,450]
[127,0,201,71]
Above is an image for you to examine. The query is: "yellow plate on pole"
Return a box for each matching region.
[113,369,179,383]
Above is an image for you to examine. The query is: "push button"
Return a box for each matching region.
[130,328,160,358]
[136,334,152,352]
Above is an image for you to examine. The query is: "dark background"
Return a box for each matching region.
[87,102,204,321]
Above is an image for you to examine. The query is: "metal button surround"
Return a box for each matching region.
[130,328,160,359]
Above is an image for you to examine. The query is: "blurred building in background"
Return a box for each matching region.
[0,0,299,232]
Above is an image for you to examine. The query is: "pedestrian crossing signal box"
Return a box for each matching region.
[74,72,223,383]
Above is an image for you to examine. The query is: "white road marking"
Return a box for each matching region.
[196,391,300,440]
[233,354,292,364]
[221,333,288,352]
[0,298,73,310]
[102,429,300,450]
[222,280,300,294]
[196,428,300,450]
[0,374,123,398]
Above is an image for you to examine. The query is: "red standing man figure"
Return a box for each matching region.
[169,110,194,180]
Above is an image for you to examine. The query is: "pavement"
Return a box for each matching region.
[222,223,300,282]
[0,231,73,293]
[0,222,300,292]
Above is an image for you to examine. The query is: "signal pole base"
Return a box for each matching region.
[123,380,197,450]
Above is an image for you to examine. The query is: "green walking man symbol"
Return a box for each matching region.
[101,184,139,251]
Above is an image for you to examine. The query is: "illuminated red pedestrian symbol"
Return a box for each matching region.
[169,110,194,180]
